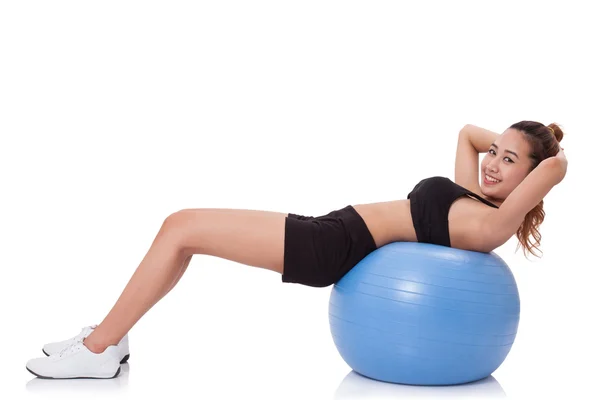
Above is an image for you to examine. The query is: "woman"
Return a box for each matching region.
[26,120,567,379]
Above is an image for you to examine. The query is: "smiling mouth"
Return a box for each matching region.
[484,174,501,184]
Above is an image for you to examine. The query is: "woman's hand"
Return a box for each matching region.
[551,146,568,183]
[555,146,568,167]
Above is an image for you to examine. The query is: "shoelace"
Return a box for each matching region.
[51,325,98,359]
[56,338,84,359]
[72,325,96,343]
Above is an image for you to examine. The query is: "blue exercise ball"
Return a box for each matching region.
[329,242,520,386]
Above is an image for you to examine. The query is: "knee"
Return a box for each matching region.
[163,208,194,226]
[158,210,191,246]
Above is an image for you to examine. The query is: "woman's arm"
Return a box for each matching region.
[460,124,500,153]
[479,158,564,252]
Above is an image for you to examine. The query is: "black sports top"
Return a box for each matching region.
[406,176,499,247]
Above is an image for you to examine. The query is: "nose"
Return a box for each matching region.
[487,159,500,172]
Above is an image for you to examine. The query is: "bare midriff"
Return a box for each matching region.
[352,200,417,248]
[353,195,494,251]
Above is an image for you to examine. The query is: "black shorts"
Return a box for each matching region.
[282,205,378,288]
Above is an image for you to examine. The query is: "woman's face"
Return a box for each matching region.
[480,128,533,201]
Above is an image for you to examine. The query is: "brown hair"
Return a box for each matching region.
[508,120,564,259]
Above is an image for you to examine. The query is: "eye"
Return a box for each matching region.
[488,149,513,163]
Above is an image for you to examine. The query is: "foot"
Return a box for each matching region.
[27,338,121,379]
[42,324,130,364]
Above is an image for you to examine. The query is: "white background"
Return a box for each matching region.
[1,0,598,399]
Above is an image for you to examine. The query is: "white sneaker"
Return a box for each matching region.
[27,338,122,379]
[42,324,130,364]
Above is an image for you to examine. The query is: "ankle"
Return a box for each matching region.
[85,325,123,350]
[83,329,118,354]
[82,337,108,354]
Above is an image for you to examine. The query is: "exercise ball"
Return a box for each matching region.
[328,242,520,386]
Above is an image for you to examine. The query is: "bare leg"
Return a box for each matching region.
[162,254,193,300]
[83,227,188,353]
[82,208,287,353]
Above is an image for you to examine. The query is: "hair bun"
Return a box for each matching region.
[548,123,564,143]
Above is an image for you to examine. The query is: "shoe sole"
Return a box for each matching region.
[26,365,121,379]
[42,349,130,364]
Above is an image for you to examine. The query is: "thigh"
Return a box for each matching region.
[165,208,288,274]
